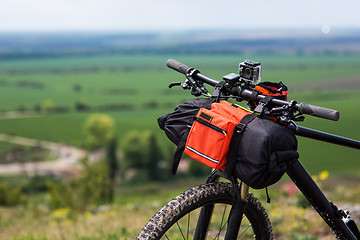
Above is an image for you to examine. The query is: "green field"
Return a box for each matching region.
[0,54,360,175]
[1,54,360,110]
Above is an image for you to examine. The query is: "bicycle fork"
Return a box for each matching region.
[194,172,249,240]
[224,183,249,240]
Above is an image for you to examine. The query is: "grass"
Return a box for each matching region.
[0,175,358,240]
[0,108,169,147]
[0,176,201,240]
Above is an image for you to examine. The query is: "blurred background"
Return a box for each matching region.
[0,0,359,239]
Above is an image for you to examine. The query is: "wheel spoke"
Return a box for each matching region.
[214,204,228,240]
[176,221,186,240]
[238,223,252,239]
[187,212,190,240]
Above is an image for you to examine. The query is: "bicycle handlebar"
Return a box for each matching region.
[166,59,340,121]
[166,59,192,75]
[298,103,339,121]
[166,59,220,86]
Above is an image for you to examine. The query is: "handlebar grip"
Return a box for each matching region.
[298,103,340,121]
[166,59,192,75]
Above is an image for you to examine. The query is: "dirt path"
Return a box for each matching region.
[0,134,86,176]
[0,110,39,120]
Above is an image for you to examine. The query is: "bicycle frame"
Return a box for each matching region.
[165,59,360,239]
[199,127,360,239]
[287,160,357,239]
[292,125,360,150]
[288,126,360,239]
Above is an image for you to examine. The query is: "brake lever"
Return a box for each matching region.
[269,100,305,125]
[169,82,182,88]
[168,80,192,91]
[184,70,209,96]
[168,68,209,96]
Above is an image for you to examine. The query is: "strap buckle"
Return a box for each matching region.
[254,96,274,117]
[236,123,247,134]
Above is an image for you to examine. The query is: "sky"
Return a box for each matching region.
[0,0,360,32]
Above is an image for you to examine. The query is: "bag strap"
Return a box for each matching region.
[172,125,191,175]
[225,113,258,177]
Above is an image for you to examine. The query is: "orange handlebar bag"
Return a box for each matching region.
[184,101,251,170]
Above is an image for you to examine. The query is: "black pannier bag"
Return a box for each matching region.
[157,98,213,145]
[228,114,299,189]
[158,98,215,174]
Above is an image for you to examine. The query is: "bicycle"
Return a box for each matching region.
[137,59,360,239]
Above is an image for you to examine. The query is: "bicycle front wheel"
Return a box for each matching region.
[137,182,273,239]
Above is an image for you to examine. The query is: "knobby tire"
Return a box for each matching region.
[137,182,273,239]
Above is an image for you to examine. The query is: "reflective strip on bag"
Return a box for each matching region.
[186,146,219,164]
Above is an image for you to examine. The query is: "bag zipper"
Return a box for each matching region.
[195,117,227,136]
